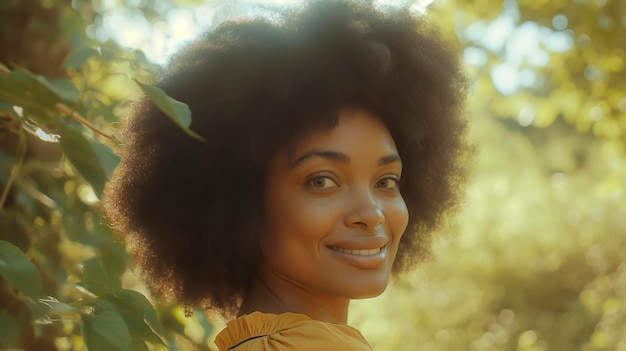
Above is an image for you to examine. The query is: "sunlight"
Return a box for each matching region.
[100,0,440,64]
[462,0,573,95]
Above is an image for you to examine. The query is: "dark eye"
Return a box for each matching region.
[308,176,339,189]
[376,176,399,190]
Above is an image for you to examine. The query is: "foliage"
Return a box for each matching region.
[0,1,214,350]
[0,0,625,350]
[432,0,626,145]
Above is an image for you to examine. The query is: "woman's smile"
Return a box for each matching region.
[330,246,384,256]
[328,244,388,269]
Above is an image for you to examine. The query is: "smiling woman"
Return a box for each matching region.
[245,110,409,320]
[102,0,468,350]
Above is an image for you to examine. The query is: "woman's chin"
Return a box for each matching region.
[347,279,390,300]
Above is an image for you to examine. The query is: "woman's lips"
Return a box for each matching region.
[328,245,388,269]
[327,235,388,252]
[330,246,383,256]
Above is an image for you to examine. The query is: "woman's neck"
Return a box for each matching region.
[238,265,350,324]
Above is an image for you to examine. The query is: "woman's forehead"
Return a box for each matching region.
[281,109,398,164]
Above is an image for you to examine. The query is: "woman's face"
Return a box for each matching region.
[260,109,409,300]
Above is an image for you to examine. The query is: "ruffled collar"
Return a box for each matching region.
[215,312,313,350]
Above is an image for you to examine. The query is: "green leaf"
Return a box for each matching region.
[60,127,106,195]
[100,290,167,348]
[100,241,128,281]
[50,78,80,103]
[82,310,132,351]
[82,258,106,295]
[82,257,121,295]
[0,70,57,119]
[37,296,78,315]
[90,140,120,180]
[64,47,100,69]
[140,82,191,127]
[120,291,165,335]
[134,80,207,142]
[24,296,53,320]
[60,126,119,196]
[0,241,42,299]
[0,69,79,119]
[92,217,128,278]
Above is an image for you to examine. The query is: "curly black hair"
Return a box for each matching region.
[103,0,468,318]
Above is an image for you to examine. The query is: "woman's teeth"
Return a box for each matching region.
[332,247,382,256]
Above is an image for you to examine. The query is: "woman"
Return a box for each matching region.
[103,1,468,349]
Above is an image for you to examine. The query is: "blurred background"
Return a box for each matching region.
[0,0,624,350]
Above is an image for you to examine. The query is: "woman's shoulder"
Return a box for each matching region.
[215,312,372,351]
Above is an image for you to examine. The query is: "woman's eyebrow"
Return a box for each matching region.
[289,150,402,168]
[290,150,350,168]
[378,154,402,166]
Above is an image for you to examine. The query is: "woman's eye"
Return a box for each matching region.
[308,176,338,189]
[376,177,400,190]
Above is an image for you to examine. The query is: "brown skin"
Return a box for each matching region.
[238,109,409,323]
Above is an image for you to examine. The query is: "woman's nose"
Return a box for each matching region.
[344,190,385,229]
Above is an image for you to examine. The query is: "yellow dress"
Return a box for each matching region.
[215,312,373,350]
